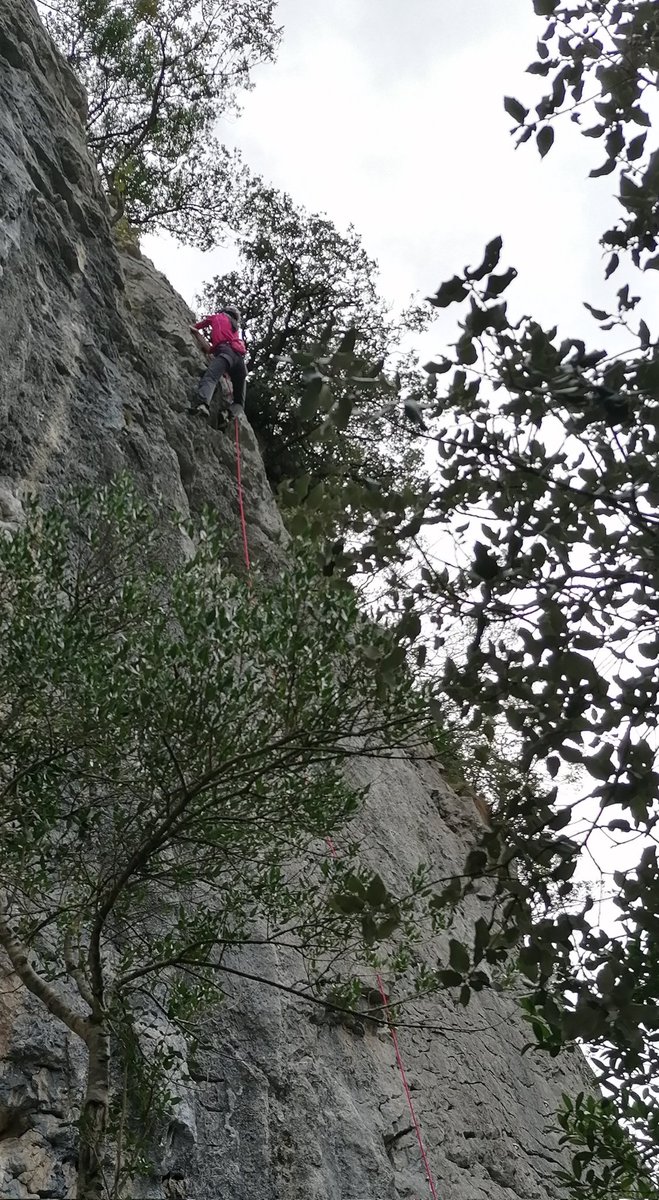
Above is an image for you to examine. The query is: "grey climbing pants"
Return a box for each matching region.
[197,343,246,407]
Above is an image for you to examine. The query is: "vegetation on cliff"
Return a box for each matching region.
[18,0,659,1195]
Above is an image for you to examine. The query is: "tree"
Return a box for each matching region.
[319,2,659,1191]
[37,0,280,244]
[504,0,659,271]
[200,187,434,535]
[0,479,437,1199]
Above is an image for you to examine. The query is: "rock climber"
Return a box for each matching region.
[189,303,247,417]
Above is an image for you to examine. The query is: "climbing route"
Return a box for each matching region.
[323,841,439,1198]
[232,414,438,1198]
[376,974,439,1200]
[233,414,251,574]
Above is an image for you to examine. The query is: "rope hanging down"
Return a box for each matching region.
[375,973,440,1200]
[234,414,251,573]
[233,421,437,1200]
[325,842,439,1199]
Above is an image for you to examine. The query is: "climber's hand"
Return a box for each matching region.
[190,327,212,355]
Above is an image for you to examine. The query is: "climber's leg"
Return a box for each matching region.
[219,374,234,404]
[191,351,229,412]
[229,356,247,409]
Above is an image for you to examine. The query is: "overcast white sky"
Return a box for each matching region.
[143,0,630,348]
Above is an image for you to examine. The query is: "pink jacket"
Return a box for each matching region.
[194,312,246,356]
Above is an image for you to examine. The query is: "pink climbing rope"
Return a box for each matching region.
[376,973,440,1200]
[234,415,251,574]
[325,839,439,1199]
[233,418,437,1199]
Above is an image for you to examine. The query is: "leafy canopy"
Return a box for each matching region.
[38,0,280,243]
[303,1,659,1191]
[0,478,441,1198]
[200,187,434,534]
[504,0,659,270]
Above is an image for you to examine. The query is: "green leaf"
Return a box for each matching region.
[627,133,647,161]
[583,302,609,321]
[380,644,407,674]
[329,893,364,915]
[636,359,659,395]
[473,917,491,963]
[483,268,517,300]
[527,60,551,76]
[423,359,453,375]
[299,375,329,420]
[361,913,379,944]
[456,335,478,365]
[536,126,555,158]
[504,97,529,124]
[467,236,504,284]
[332,391,354,431]
[449,938,470,974]
[589,158,616,178]
[366,873,389,908]
[465,848,488,875]
[438,969,463,989]
[428,276,468,308]
[587,746,613,781]
[337,327,358,355]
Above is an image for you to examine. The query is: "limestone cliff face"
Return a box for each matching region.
[0,0,280,560]
[0,3,593,1198]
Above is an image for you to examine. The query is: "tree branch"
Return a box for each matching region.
[0,899,90,1040]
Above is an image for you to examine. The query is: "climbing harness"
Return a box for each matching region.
[232,424,438,1200]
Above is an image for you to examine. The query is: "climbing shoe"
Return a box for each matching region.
[189,401,210,418]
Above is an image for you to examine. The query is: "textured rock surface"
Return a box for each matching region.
[0,2,593,1197]
[0,0,283,564]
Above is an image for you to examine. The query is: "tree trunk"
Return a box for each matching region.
[77,1020,110,1200]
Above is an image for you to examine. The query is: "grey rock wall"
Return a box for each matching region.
[0,0,283,564]
[0,2,593,1197]
[184,755,593,1200]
